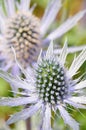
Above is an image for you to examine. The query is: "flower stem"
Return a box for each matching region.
[51,110,55,129]
[26,118,31,130]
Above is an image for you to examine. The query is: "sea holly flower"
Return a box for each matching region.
[0,41,86,130]
[0,0,86,71]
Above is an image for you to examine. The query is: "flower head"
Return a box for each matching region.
[0,41,86,130]
[36,58,68,105]
[5,11,40,67]
[0,0,86,70]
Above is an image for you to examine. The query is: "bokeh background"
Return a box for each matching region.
[0,0,86,130]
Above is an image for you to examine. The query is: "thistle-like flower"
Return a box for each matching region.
[0,0,86,70]
[0,41,86,130]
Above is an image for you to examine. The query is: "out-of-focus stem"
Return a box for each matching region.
[81,0,86,28]
[61,0,71,22]
[51,110,55,129]
[26,118,31,130]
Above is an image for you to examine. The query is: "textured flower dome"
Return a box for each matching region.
[4,12,40,68]
[36,59,68,105]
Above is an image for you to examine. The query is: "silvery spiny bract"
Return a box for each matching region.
[0,0,86,70]
[0,41,86,130]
